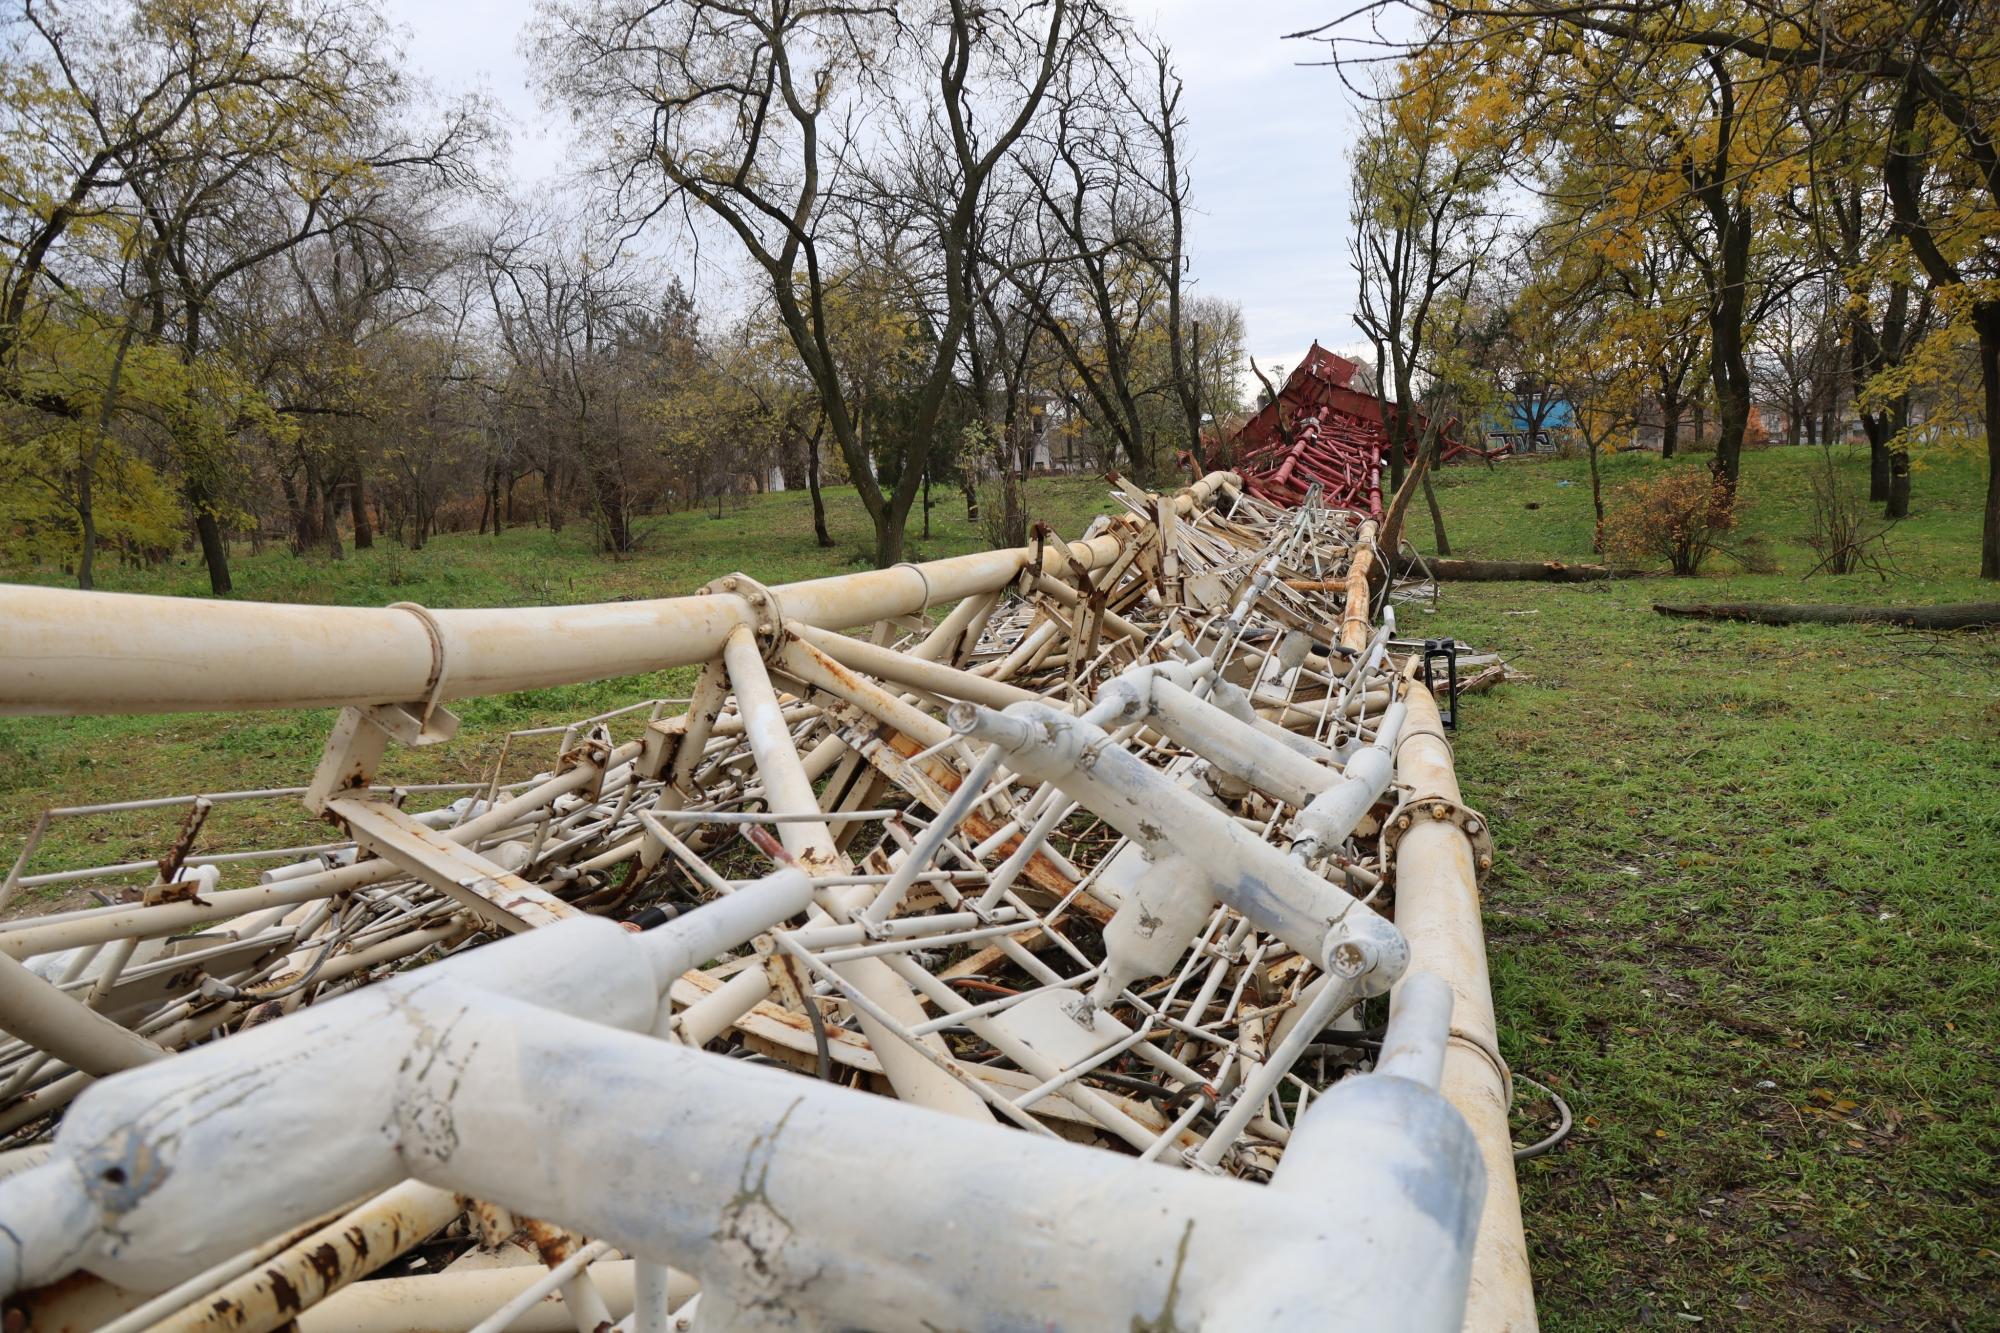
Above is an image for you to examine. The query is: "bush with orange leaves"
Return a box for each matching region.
[1599,468,1736,575]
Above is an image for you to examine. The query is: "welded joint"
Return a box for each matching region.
[637,717,680,782]
[1381,797,1496,879]
[556,725,614,802]
[757,934,813,1015]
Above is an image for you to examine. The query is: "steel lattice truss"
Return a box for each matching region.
[1231,342,1496,516]
[0,474,1532,1332]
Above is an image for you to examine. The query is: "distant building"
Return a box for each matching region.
[1485,400,1574,454]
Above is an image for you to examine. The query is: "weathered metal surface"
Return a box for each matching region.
[0,472,1533,1330]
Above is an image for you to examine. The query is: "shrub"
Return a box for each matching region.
[1803,447,1893,578]
[1600,467,1736,575]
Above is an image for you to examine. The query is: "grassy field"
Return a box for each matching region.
[1425,446,1999,1329]
[3,448,1997,1328]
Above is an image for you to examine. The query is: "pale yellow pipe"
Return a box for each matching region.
[0,474,1237,717]
[1391,677,1537,1331]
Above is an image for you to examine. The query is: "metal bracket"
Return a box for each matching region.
[1422,638,1459,729]
[305,701,461,816]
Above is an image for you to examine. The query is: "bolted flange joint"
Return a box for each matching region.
[699,571,787,659]
[1381,795,1497,881]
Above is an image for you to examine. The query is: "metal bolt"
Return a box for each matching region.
[1328,936,1374,978]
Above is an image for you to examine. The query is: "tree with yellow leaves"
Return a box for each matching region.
[1302,0,2000,573]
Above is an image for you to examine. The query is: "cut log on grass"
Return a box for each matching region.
[1653,601,2000,630]
[1390,557,1643,583]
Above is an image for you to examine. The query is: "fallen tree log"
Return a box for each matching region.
[1392,557,1643,583]
[1653,601,2000,630]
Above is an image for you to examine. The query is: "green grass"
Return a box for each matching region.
[2,450,1996,1327]
[1418,445,2000,1328]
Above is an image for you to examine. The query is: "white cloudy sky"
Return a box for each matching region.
[393,0,1367,382]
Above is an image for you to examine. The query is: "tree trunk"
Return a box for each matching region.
[1979,301,2000,579]
[1655,601,2000,630]
[350,470,373,549]
[1866,419,1891,502]
[1421,468,1450,556]
[1387,361,1412,493]
[603,490,631,553]
[76,472,96,591]
[188,481,232,595]
[1391,556,1638,582]
[76,317,138,590]
[1659,384,1681,459]
[807,430,833,548]
[291,465,323,555]
[1887,449,1911,519]
[778,440,807,491]
[1708,308,1752,496]
[874,507,908,570]
[1003,464,1025,548]
[1587,435,1605,552]
[321,474,344,561]
[1885,393,1912,522]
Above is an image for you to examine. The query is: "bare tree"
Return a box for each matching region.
[536,0,1078,565]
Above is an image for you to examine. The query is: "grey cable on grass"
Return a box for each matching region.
[1512,1071,1574,1162]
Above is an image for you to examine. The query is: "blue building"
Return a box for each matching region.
[1485,397,1575,454]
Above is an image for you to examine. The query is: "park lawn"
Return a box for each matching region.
[1419,444,1999,1329]
[2,448,1996,1328]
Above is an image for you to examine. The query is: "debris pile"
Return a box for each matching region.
[1231,341,1486,515]
[0,473,1531,1331]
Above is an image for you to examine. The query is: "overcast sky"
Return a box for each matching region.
[393,0,1366,385]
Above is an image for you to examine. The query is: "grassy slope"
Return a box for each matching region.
[3,451,1996,1327]
[1421,446,1999,1329]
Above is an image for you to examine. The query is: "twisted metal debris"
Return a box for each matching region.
[1231,342,1496,515]
[0,472,1535,1331]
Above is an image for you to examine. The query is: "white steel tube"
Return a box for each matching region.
[0,475,1237,716]
[1392,678,1537,1332]
[9,973,1482,1331]
[465,1240,614,1333]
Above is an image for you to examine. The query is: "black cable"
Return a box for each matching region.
[1082,1070,1202,1114]
[803,994,834,1083]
